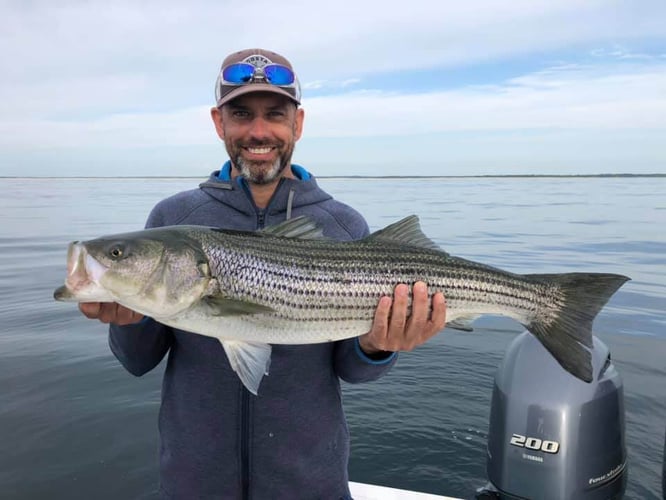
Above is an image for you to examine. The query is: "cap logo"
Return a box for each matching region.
[242,54,272,68]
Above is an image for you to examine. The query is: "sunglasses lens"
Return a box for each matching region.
[264,64,295,85]
[222,63,256,84]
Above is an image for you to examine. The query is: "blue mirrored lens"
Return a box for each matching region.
[263,64,295,85]
[222,63,256,83]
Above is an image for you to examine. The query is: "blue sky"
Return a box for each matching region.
[1,0,665,177]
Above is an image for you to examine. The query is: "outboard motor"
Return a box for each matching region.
[476,331,626,500]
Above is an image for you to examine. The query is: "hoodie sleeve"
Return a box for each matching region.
[333,338,397,383]
[108,318,173,376]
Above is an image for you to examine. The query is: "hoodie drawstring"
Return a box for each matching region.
[286,188,295,220]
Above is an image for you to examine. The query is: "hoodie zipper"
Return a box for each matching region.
[238,177,294,500]
[240,387,251,499]
[240,204,267,500]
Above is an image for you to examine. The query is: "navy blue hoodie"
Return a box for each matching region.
[109,165,397,499]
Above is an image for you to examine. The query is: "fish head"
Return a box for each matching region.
[54,228,213,318]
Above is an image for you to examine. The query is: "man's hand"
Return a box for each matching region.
[359,281,446,354]
[79,302,144,325]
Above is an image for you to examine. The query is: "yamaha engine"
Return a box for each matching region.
[476,331,627,500]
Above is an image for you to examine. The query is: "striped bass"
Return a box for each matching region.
[53,215,629,394]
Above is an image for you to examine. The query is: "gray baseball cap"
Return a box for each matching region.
[215,48,301,107]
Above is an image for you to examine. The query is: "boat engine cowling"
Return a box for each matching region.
[477,331,626,500]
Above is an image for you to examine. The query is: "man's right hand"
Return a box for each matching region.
[79,302,145,325]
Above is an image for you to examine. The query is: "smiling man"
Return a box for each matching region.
[79,48,447,499]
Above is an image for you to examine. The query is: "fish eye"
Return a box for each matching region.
[109,245,124,259]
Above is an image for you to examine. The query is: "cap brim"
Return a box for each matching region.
[216,84,300,108]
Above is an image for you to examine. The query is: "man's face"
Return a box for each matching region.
[211,93,304,185]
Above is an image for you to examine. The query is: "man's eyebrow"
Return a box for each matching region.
[227,103,249,111]
[226,103,288,111]
[266,102,289,111]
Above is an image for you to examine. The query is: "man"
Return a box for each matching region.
[79,48,446,499]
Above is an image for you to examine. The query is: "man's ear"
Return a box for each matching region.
[211,107,224,140]
[294,107,305,141]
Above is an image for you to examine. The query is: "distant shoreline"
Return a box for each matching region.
[2,173,665,180]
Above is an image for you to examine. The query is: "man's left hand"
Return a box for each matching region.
[359,281,447,355]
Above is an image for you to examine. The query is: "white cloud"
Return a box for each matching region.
[302,63,666,137]
[1,62,664,151]
[3,0,666,87]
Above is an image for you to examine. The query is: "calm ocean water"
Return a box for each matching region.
[0,176,664,499]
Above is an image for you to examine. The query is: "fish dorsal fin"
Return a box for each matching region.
[366,216,443,251]
[261,216,326,240]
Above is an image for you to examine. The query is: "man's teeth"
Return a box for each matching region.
[247,146,272,154]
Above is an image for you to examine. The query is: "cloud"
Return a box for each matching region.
[3,1,666,87]
[302,63,666,137]
[301,78,362,91]
[1,61,664,151]
[1,1,665,175]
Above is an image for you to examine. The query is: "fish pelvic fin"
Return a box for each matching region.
[525,272,630,383]
[220,341,272,395]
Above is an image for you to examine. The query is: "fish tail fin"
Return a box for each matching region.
[524,272,630,382]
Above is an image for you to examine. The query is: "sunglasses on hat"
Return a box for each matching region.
[221,62,296,87]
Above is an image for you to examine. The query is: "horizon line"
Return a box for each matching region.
[2,173,666,180]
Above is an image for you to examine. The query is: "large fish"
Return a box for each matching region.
[54,216,629,394]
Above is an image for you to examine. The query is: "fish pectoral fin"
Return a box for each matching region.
[221,341,271,395]
[446,315,480,332]
[202,296,276,316]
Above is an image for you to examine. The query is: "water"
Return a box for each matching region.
[1,176,664,499]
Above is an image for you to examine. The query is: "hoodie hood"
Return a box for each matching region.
[198,162,332,220]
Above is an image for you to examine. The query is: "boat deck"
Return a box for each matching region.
[349,482,461,499]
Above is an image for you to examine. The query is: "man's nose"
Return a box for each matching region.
[248,117,270,138]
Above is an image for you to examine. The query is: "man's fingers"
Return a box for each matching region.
[406,282,429,337]
[430,292,447,332]
[100,303,122,324]
[360,283,447,355]
[79,302,101,319]
[360,296,392,353]
[78,302,143,325]
[387,284,409,336]
[116,305,144,325]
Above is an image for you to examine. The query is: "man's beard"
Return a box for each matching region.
[228,139,295,185]
[235,155,287,185]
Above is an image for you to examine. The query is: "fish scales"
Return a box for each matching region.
[197,228,557,327]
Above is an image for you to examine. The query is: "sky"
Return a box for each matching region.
[1,0,665,177]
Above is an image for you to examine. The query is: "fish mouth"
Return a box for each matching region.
[53,242,109,301]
